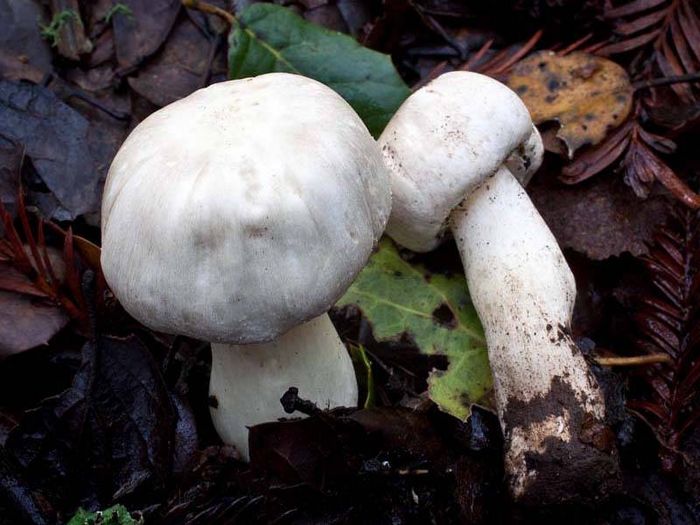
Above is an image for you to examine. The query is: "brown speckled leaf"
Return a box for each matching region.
[507,51,633,158]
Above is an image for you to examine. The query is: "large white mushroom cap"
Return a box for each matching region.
[380,71,542,252]
[101,73,390,344]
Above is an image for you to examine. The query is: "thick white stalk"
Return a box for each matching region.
[209,313,358,460]
[451,166,616,501]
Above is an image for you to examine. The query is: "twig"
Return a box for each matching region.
[594,354,672,366]
[181,0,235,25]
[633,72,700,91]
[460,38,493,71]
[556,33,594,56]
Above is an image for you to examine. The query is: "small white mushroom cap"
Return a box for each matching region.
[380,71,543,252]
[101,73,390,344]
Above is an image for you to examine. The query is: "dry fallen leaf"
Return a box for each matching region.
[528,173,668,260]
[506,51,633,158]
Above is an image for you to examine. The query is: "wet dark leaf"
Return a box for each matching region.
[0,139,22,213]
[128,17,219,107]
[301,1,349,33]
[0,446,52,525]
[170,393,199,475]
[0,48,47,84]
[249,415,355,491]
[336,0,373,37]
[0,289,68,358]
[113,0,181,70]
[347,407,448,464]
[0,0,53,74]
[5,334,177,511]
[0,80,118,220]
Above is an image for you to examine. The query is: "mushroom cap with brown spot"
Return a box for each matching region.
[101,73,391,344]
[379,71,540,252]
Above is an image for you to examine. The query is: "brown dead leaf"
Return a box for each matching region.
[73,236,101,270]
[529,172,668,260]
[0,247,69,357]
[127,16,219,107]
[506,51,633,158]
[0,291,68,357]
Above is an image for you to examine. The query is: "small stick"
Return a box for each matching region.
[594,354,672,366]
[182,0,235,25]
[633,72,700,91]
[556,33,594,56]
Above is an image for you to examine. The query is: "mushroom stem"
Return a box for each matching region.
[450,166,617,502]
[209,313,358,460]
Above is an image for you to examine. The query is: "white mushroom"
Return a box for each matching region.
[101,73,391,459]
[379,71,617,501]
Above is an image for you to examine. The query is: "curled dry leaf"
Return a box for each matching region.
[506,50,634,158]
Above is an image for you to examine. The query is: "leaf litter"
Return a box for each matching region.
[1,0,700,523]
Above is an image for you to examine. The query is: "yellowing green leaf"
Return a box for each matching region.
[337,239,494,419]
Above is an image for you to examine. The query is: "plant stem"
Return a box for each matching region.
[594,354,672,366]
[633,72,700,91]
[181,0,235,25]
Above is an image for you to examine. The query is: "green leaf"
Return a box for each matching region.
[68,505,143,525]
[227,3,410,136]
[337,239,494,420]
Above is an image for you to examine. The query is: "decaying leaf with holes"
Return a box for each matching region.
[506,51,633,158]
[336,238,492,420]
